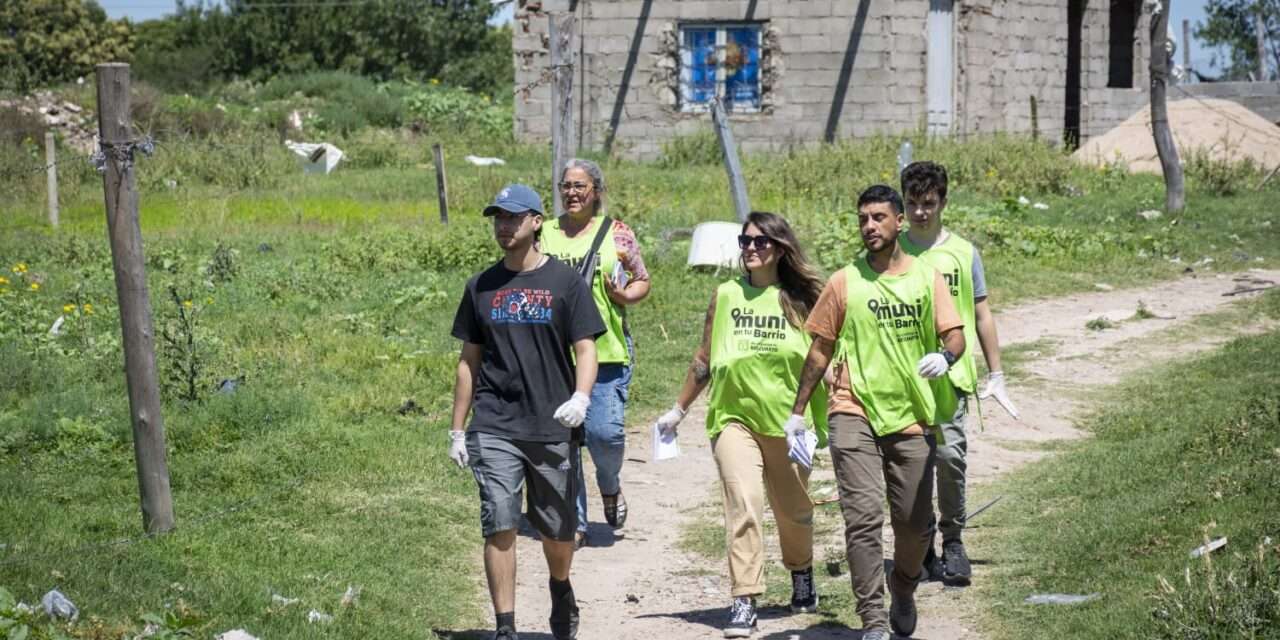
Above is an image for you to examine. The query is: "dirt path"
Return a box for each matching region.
[469,270,1278,640]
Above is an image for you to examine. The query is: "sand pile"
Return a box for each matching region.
[1073,97,1280,173]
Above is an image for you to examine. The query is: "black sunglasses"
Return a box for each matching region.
[737,234,773,251]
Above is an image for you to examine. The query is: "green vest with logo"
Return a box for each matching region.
[901,232,979,394]
[836,259,957,436]
[541,215,630,365]
[707,279,828,446]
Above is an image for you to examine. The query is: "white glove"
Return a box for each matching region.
[448,430,469,468]
[979,371,1021,420]
[654,403,687,438]
[784,414,814,469]
[917,352,949,379]
[554,391,591,428]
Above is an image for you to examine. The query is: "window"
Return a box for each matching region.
[680,23,763,112]
[1107,0,1138,88]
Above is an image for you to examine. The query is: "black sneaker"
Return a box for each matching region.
[723,596,757,638]
[889,589,918,637]
[549,581,579,640]
[493,626,518,640]
[942,539,972,585]
[790,568,818,613]
[922,544,943,582]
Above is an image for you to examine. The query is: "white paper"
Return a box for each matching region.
[652,423,680,461]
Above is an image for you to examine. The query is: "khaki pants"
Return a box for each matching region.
[828,414,936,631]
[711,422,814,597]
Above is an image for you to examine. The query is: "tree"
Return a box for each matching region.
[0,0,132,91]
[1196,0,1279,80]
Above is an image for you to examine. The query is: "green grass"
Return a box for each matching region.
[978,290,1280,639]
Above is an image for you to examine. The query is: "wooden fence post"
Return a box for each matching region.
[45,131,59,228]
[1149,5,1184,213]
[432,143,449,224]
[95,63,175,535]
[550,13,576,217]
[711,98,751,223]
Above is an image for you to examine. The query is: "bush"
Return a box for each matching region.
[259,71,404,134]
[403,83,511,140]
[1152,539,1280,638]
[658,131,721,168]
[1184,147,1261,197]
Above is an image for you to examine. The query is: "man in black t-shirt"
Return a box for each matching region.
[449,183,605,640]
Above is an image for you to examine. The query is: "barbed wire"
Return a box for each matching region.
[1171,84,1280,142]
[0,474,309,568]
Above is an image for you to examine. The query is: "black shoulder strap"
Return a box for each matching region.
[577,216,613,282]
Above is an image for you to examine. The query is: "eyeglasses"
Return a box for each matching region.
[558,181,593,194]
[737,234,773,251]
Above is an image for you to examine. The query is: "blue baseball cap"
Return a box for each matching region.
[483,184,544,217]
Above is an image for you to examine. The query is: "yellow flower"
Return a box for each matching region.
[12,263,27,274]
[430,78,440,85]
[63,304,76,313]
[29,283,40,291]
[205,297,214,305]
[83,303,94,315]
[0,276,8,285]
[183,300,193,309]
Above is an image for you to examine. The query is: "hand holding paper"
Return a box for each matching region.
[784,414,816,469]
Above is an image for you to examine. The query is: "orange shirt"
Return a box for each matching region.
[805,261,964,422]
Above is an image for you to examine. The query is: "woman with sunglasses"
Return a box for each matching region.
[653,211,828,638]
[540,158,651,550]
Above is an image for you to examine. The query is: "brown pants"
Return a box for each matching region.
[828,414,936,631]
[711,422,814,597]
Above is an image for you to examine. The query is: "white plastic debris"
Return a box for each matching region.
[48,315,65,337]
[41,589,78,620]
[216,630,258,640]
[340,585,361,607]
[1094,283,1114,291]
[271,593,300,606]
[1025,593,1100,605]
[308,609,334,624]
[1017,195,1031,206]
[1189,537,1227,558]
[1137,209,1163,221]
[285,140,344,175]
[1033,202,1050,210]
[688,221,742,268]
[464,155,506,167]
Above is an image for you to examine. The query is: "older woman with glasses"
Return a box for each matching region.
[540,158,651,550]
[652,211,828,638]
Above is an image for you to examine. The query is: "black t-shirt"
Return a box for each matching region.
[451,256,606,442]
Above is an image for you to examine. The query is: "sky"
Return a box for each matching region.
[98,0,1221,73]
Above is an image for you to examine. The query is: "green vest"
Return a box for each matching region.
[706,279,828,446]
[901,232,979,394]
[541,215,631,365]
[836,258,957,436]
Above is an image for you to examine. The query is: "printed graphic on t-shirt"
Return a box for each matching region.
[865,296,925,344]
[490,288,555,324]
[729,307,788,354]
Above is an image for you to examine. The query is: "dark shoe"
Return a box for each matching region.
[922,544,943,582]
[789,567,818,613]
[493,627,518,640]
[889,589,918,637]
[603,491,628,528]
[549,580,579,640]
[723,596,757,638]
[860,630,891,640]
[942,539,972,585]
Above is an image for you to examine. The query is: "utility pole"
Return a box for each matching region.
[431,143,449,224]
[711,98,750,223]
[95,63,175,534]
[1149,4,1185,213]
[1257,8,1269,81]
[549,13,576,217]
[45,131,58,228]
[1182,19,1192,79]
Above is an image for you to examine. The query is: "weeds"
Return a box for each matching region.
[1152,538,1280,639]
[1086,316,1116,331]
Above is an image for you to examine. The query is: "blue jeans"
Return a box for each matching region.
[575,357,632,533]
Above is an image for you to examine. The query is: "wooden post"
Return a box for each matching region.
[1029,95,1039,141]
[711,98,750,223]
[95,63,175,535]
[1149,5,1184,213]
[1256,10,1269,81]
[550,13,576,217]
[45,131,58,228]
[431,143,449,224]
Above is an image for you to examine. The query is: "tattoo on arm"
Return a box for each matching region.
[691,358,710,384]
[792,337,834,414]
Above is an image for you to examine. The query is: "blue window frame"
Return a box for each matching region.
[680,24,763,112]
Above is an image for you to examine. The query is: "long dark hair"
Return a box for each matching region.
[741,211,824,330]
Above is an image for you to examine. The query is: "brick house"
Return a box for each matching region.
[511,0,1156,157]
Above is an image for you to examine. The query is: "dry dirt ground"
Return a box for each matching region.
[445,269,1279,640]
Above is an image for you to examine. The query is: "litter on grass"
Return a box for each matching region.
[1189,537,1227,558]
[41,589,78,620]
[1025,593,1100,605]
